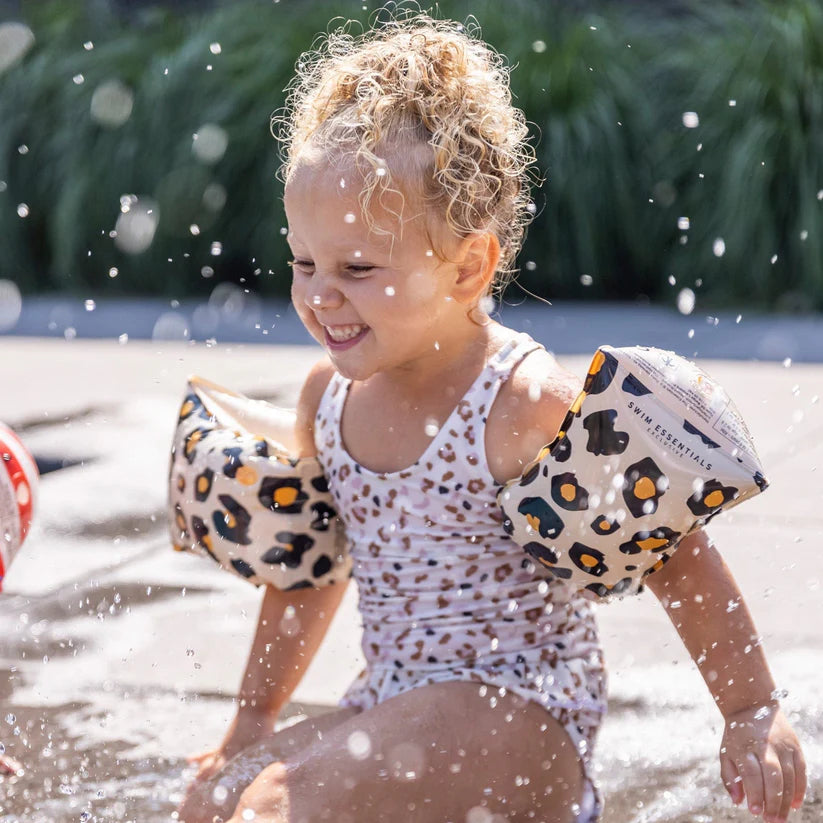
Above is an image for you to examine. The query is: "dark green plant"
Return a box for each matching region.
[0,0,820,310]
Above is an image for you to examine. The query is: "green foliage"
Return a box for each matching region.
[0,0,821,310]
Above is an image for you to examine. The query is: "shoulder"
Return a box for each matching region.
[486,346,581,485]
[295,357,337,457]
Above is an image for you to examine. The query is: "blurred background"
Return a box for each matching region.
[1,0,822,344]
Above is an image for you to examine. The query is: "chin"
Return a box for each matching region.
[329,358,376,382]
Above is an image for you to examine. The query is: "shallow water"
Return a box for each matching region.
[1,636,820,822]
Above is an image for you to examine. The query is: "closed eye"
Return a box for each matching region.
[345,265,375,278]
[287,260,376,278]
[288,259,314,274]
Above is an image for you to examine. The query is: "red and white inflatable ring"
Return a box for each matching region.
[0,422,38,590]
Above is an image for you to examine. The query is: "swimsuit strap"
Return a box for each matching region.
[463,332,545,414]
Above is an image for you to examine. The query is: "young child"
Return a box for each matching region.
[177,15,806,823]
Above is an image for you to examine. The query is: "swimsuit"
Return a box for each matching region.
[315,333,608,821]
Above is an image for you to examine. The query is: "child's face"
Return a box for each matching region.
[285,159,471,381]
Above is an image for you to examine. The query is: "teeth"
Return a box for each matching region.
[326,324,367,342]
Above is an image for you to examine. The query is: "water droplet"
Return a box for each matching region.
[424,417,439,437]
[580,274,593,286]
[353,250,362,258]
[712,238,726,257]
[151,312,189,342]
[682,111,699,128]
[375,166,387,177]
[800,230,808,241]
[668,275,676,285]
[108,267,119,278]
[770,254,778,264]
[347,730,372,759]
[190,224,200,236]
[17,144,28,155]
[242,809,256,821]
[526,202,536,214]
[384,286,395,296]
[677,216,690,230]
[83,41,94,50]
[783,358,792,368]
[192,123,228,164]
[16,203,29,218]
[210,42,222,55]
[525,260,536,271]
[90,80,134,128]
[115,198,158,254]
[5,714,15,724]
[211,241,223,256]
[72,73,84,85]
[203,182,227,212]
[728,99,737,107]
[467,807,493,823]
[532,40,547,53]
[736,314,742,323]
[726,599,740,612]
[344,212,356,224]
[0,279,23,331]
[339,177,346,189]
[0,23,35,73]
[677,288,695,315]
[201,265,214,279]
[84,299,96,312]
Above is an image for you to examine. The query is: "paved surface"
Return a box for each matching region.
[0,309,821,820]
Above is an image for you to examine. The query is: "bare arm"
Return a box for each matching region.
[230,581,349,739]
[646,530,806,820]
[645,529,776,717]
[191,358,346,772]
[228,356,342,737]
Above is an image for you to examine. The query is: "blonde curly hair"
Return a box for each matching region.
[273,13,537,287]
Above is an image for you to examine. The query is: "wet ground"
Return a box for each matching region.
[1,303,821,821]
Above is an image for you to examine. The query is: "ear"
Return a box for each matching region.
[452,232,501,304]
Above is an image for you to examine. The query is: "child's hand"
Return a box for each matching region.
[186,745,229,782]
[187,709,275,780]
[720,703,806,822]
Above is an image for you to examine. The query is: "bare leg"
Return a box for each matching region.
[178,706,359,823]
[228,682,587,823]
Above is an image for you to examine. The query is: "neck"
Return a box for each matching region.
[370,319,498,399]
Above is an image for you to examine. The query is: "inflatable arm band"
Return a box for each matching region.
[0,422,38,592]
[168,376,351,590]
[498,346,767,601]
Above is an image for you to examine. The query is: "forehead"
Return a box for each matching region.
[284,153,423,245]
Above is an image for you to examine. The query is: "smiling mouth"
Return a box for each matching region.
[323,324,370,348]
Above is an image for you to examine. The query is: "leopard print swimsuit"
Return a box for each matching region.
[315,333,608,821]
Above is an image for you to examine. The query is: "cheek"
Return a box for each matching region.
[290,279,316,328]
[404,270,439,302]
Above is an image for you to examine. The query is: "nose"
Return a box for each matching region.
[303,270,343,311]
